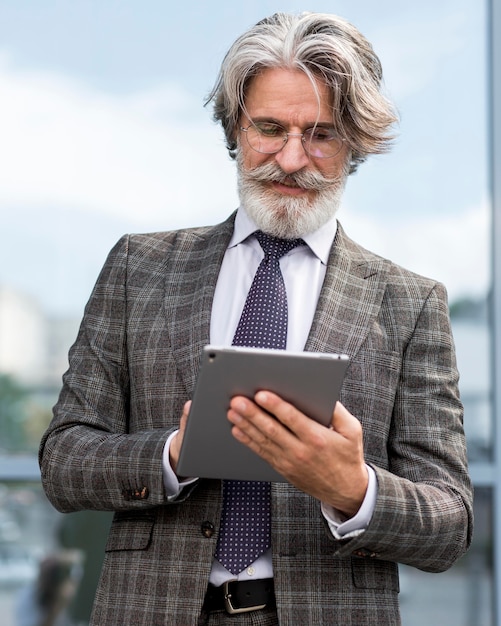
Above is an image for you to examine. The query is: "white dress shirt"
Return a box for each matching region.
[162,207,376,585]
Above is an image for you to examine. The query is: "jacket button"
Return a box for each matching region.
[201,521,215,538]
[121,487,149,501]
[136,487,149,499]
[352,548,379,558]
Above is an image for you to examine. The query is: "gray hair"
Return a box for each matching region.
[205,12,398,173]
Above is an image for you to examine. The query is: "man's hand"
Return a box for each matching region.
[227,392,368,518]
[169,400,191,474]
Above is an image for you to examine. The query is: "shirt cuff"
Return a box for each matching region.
[321,465,377,540]
[162,430,198,500]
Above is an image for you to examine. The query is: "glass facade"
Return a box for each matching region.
[0,1,495,624]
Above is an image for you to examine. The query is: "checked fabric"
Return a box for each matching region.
[214,230,304,575]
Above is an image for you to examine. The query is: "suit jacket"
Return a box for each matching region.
[39,213,473,625]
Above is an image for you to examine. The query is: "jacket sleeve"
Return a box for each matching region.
[39,235,175,513]
[333,282,474,573]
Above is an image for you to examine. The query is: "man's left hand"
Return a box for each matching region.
[227,392,368,518]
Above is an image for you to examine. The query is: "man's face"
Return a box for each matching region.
[236,67,350,238]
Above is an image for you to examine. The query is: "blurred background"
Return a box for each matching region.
[0,0,496,624]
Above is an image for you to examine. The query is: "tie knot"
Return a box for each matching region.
[255,231,304,260]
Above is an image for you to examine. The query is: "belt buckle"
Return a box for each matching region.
[223,580,266,615]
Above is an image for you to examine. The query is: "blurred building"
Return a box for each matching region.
[0,285,79,388]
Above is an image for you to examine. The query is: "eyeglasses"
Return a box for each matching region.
[240,121,344,159]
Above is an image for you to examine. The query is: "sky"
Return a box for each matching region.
[0,0,490,316]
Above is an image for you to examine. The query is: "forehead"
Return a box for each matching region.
[243,67,333,126]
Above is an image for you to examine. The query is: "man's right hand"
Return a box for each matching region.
[169,400,191,474]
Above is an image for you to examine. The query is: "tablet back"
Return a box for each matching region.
[176,345,350,482]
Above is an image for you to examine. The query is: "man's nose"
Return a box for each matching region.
[274,134,310,173]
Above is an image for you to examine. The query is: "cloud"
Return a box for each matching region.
[372,7,471,101]
[0,52,238,229]
[0,50,490,310]
[339,199,490,302]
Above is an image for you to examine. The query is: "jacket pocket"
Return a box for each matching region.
[105,510,156,552]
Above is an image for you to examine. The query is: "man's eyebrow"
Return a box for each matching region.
[249,116,336,128]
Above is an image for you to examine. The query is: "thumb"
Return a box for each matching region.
[179,400,191,434]
[331,401,362,439]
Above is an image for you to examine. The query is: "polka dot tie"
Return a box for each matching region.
[214,231,304,575]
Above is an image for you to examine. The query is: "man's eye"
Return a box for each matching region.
[309,128,336,142]
[256,124,283,137]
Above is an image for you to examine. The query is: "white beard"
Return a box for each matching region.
[236,152,348,239]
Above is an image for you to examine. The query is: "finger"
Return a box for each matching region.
[170,401,192,473]
[331,401,363,440]
[253,390,324,440]
[228,397,280,443]
[228,397,289,460]
[179,400,191,433]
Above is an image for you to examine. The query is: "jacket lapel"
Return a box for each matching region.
[165,213,236,395]
[305,223,390,359]
[166,217,389,395]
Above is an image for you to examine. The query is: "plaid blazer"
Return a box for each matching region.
[39,214,473,625]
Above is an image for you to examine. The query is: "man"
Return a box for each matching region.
[39,12,473,625]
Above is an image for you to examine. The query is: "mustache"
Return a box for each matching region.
[243,162,338,191]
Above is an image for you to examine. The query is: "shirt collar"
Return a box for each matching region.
[230,206,338,265]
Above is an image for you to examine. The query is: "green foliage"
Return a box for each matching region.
[0,374,52,453]
[0,374,29,452]
[449,296,487,322]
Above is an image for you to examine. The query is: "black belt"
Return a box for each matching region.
[203,578,276,615]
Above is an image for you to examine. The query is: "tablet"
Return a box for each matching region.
[176,345,349,482]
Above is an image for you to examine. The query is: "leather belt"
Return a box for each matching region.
[203,578,276,615]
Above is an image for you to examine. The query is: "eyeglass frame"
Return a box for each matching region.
[239,120,345,159]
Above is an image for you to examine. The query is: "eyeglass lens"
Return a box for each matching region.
[243,124,343,158]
